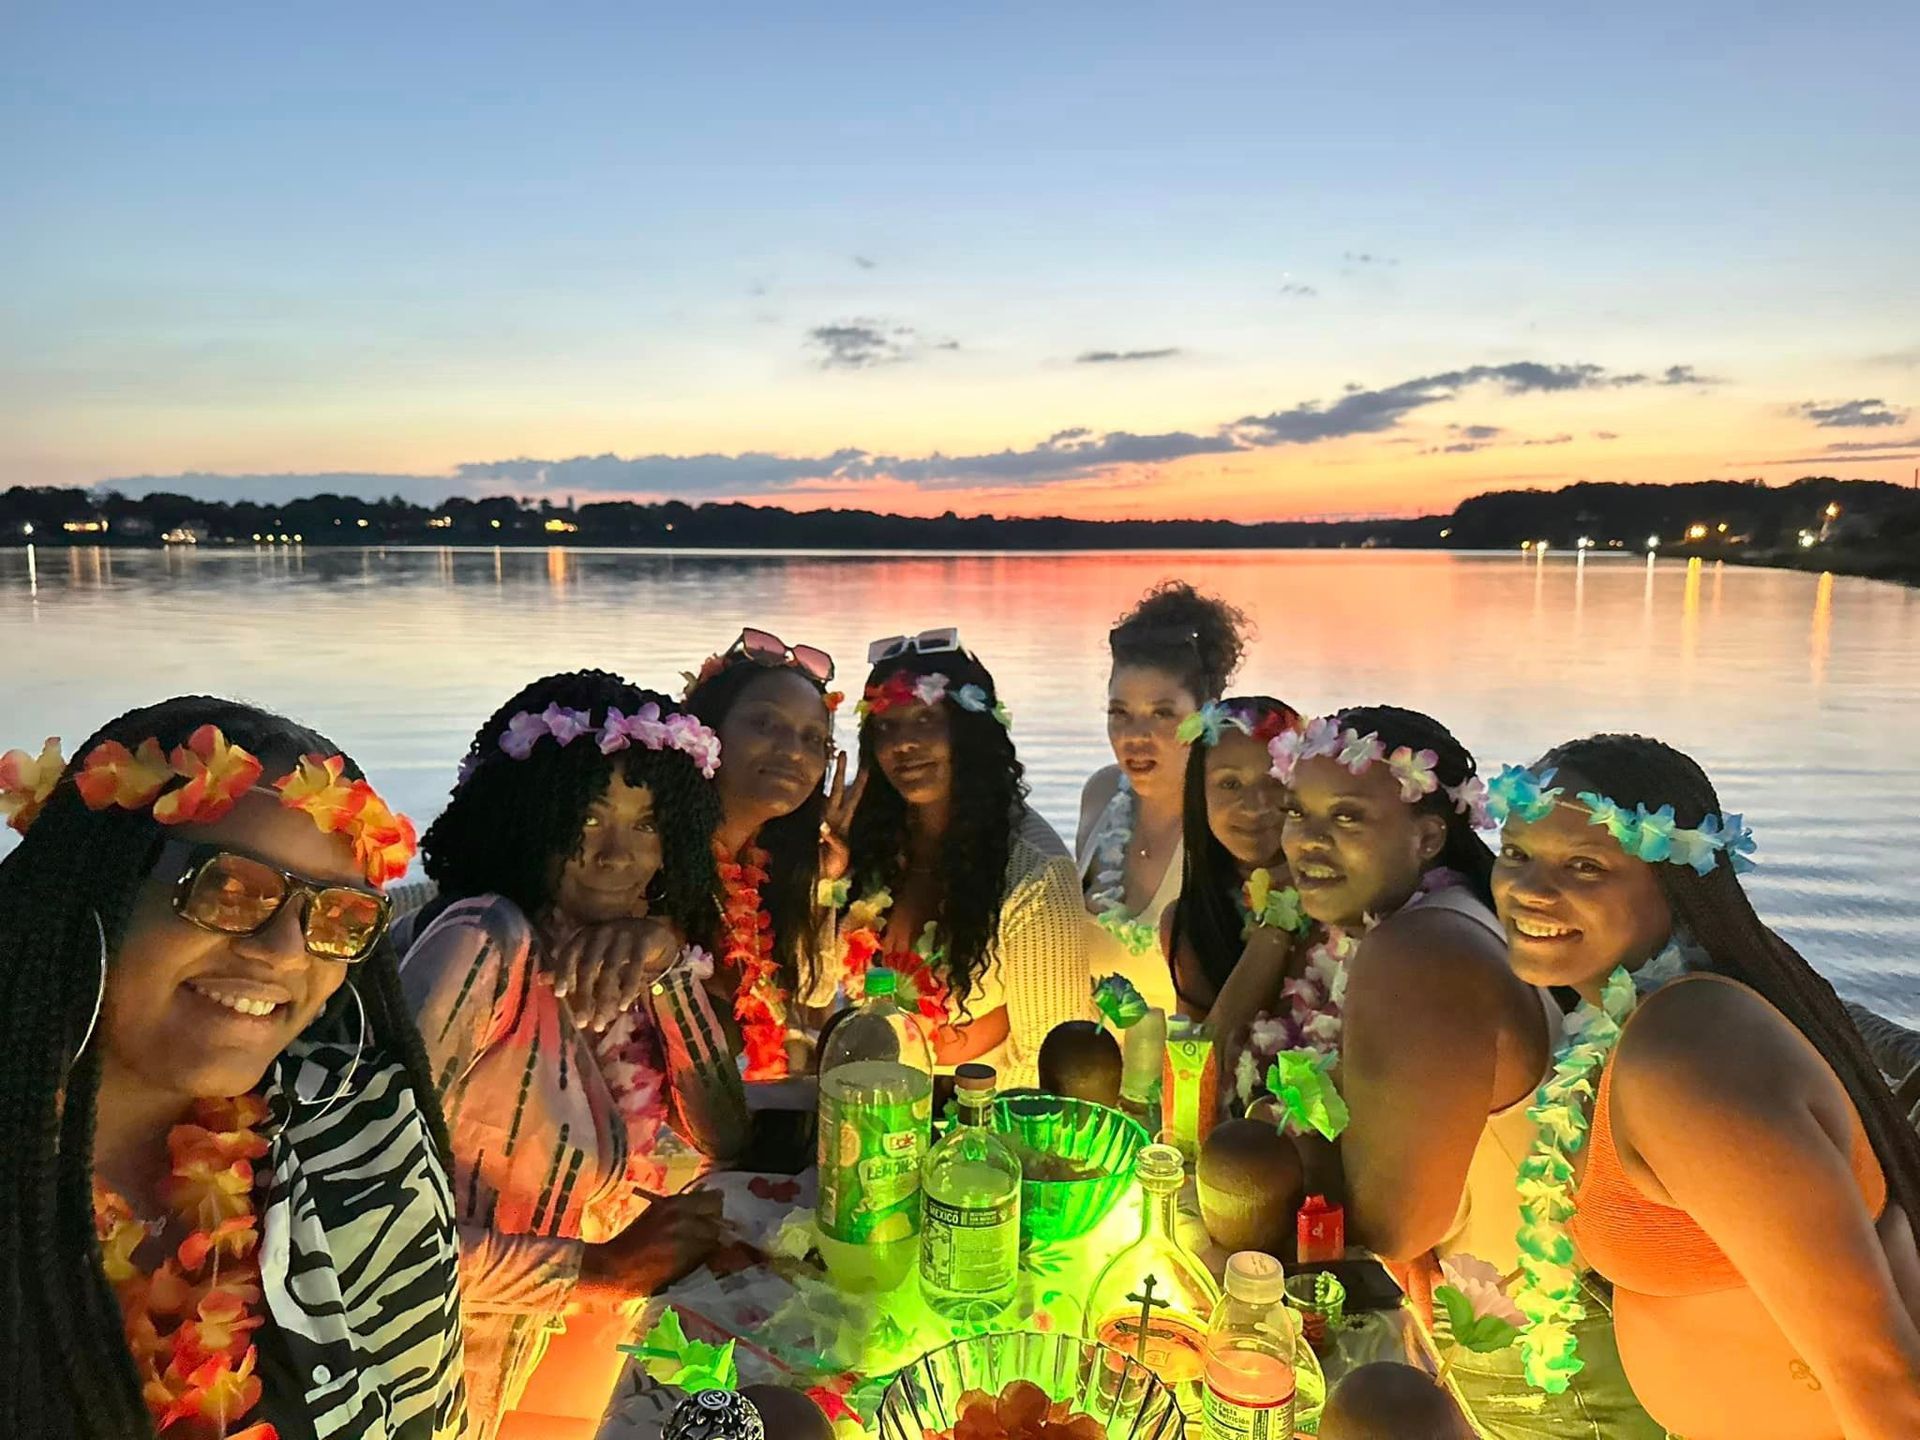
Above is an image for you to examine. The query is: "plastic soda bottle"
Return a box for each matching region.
[918,1062,1022,1320]
[1202,1251,1299,1440]
[815,968,935,1291]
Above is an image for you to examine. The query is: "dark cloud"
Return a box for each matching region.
[1594,430,1621,440]
[806,320,958,370]
[852,255,878,270]
[1452,424,1506,440]
[1824,434,1920,453]
[1797,398,1909,428]
[1659,364,1718,386]
[1234,362,1628,447]
[1076,348,1182,364]
[1522,433,1576,446]
[1750,448,1920,466]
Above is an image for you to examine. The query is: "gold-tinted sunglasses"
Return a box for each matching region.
[167,840,391,962]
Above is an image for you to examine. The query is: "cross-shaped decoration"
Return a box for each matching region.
[1123,1273,1169,1363]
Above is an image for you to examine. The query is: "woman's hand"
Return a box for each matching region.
[551,916,683,1033]
[576,1190,725,1305]
[817,750,868,883]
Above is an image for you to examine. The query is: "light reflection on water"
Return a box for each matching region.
[4,544,1915,1023]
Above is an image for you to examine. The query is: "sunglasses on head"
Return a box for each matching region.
[867,626,964,667]
[168,841,392,962]
[726,628,835,685]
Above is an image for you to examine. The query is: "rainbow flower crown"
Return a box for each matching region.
[1176,700,1297,748]
[1268,713,1493,828]
[857,671,1012,730]
[0,728,416,886]
[1484,764,1757,876]
[458,700,723,785]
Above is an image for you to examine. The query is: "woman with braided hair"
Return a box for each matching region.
[1275,705,1660,1439]
[0,696,464,1439]
[398,669,728,1439]
[1490,734,1920,1438]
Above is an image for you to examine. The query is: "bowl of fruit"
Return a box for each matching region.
[992,1094,1148,1245]
[877,1332,1184,1440]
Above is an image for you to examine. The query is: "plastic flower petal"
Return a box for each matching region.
[0,736,66,833]
[912,673,951,707]
[1266,1048,1350,1140]
[1448,774,1494,829]
[1439,1253,1527,1328]
[541,703,594,747]
[1700,811,1757,873]
[954,682,991,714]
[1386,745,1441,802]
[1666,825,1719,876]
[1267,726,1306,783]
[664,712,723,778]
[499,710,550,759]
[77,737,174,812]
[347,785,418,886]
[274,753,366,834]
[1337,729,1386,775]
[153,727,263,826]
[1092,973,1149,1030]
[1487,764,1562,824]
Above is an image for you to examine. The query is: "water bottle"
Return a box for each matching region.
[814,968,935,1290]
[918,1062,1022,1320]
[1202,1251,1299,1440]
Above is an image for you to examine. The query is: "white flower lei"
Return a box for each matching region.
[1087,776,1160,957]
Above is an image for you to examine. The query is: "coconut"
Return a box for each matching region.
[1196,1117,1304,1255]
[1320,1362,1473,1440]
[1037,1020,1123,1107]
[741,1384,835,1440]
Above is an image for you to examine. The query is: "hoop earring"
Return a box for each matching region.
[300,982,368,1120]
[70,910,110,1063]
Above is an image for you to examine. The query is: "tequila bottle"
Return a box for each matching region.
[919,1062,1022,1322]
[1087,1142,1222,1416]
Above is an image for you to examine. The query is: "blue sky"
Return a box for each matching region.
[4,2,1917,518]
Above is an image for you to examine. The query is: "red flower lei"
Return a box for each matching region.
[94,1093,277,1440]
[715,841,791,1080]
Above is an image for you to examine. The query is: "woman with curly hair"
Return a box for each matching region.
[1489,735,1920,1439]
[397,669,727,1440]
[1278,706,1660,1439]
[836,631,1091,1086]
[683,628,850,1070]
[0,697,464,1439]
[1079,581,1250,1014]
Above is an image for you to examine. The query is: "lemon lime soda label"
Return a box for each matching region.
[816,1059,932,1244]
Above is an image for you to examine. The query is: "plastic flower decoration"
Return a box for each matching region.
[1267,714,1346,785]
[499,710,553,760]
[152,726,265,827]
[1433,1253,1525,1385]
[663,712,722,778]
[0,736,65,833]
[1447,773,1494,829]
[1243,867,1309,935]
[1176,700,1240,747]
[1337,729,1387,775]
[912,672,950,707]
[1385,745,1441,802]
[1485,764,1563,825]
[75,738,173,812]
[598,702,671,754]
[542,703,595,748]
[1699,811,1757,873]
[346,784,418,886]
[953,682,991,714]
[856,672,919,718]
[625,1307,739,1395]
[274,753,365,834]
[1265,1048,1349,1141]
[1092,973,1149,1030]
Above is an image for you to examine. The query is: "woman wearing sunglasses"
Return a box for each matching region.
[397,670,727,1440]
[836,631,1091,1086]
[684,628,850,1049]
[0,697,463,1439]
[1079,582,1249,1015]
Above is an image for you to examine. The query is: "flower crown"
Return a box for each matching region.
[1,727,416,886]
[1484,764,1757,876]
[1176,700,1298,748]
[1268,713,1492,828]
[460,700,723,784]
[856,671,1012,730]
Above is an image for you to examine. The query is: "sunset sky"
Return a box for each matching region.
[5,3,1917,521]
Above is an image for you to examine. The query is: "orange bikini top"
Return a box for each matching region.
[1570,977,1888,1297]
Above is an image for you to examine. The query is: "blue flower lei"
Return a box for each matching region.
[1485,765,1757,877]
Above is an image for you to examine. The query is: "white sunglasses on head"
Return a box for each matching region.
[866,626,963,666]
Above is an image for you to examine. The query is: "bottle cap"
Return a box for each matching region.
[1224,1250,1288,1306]
[1136,1142,1185,1188]
[865,967,898,998]
[955,1062,997,1093]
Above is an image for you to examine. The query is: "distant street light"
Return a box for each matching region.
[1577,536,1595,550]
[1646,534,1660,549]
[1686,523,1708,541]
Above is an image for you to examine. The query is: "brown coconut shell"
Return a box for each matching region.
[1197,1117,1305,1257]
[1037,1020,1123,1107]
[741,1384,835,1440]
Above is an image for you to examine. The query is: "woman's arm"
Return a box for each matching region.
[1614,982,1920,1440]
[996,852,1095,1086]
[457,1225,585,1314]
[1338,910,1531,1261]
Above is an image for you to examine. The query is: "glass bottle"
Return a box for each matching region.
[1087,1142,1222,1416]
[918,1061,1022,1321]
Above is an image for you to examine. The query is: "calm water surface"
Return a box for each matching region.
[4,545,1915,1023]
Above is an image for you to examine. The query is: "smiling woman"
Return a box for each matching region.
[0,697,465,1440]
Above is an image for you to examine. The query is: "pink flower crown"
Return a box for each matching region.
[460,701,723,784]
[856,671,1012,729]
[1268,713,1492,828]
[1,728,417,886]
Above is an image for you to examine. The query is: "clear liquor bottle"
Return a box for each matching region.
[918,1062,1022,1322]
[1087,1142,1222,1417]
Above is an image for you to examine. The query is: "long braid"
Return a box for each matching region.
[1337,704,1495,907]
[0,695,457,1436]
[1545,734,1920,1227]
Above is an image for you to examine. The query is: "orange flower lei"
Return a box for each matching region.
[95,1093,278,1440]
[3,728,416,887]
[838,888,953,1031]
[714,841,790,1080]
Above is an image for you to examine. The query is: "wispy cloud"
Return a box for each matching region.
[1866,345,1920,369]
[1343,251,1398,266]
[1278,283,1317,298]
[852,255,878,270]
[1824,434,1920,453]
[1594,430,1621,440]
[1076,348,1182,364]
[806,320,959,370]
[1796,397,1910,428]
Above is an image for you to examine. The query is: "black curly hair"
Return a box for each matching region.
[1540,733,1920,1231]
[421,670,720,952]
[847,649,1027,1009]
[683,660,833,999]
[1108,580,1251,704]
[1169,697,1302,996]
[0,696,449,1440]
[1336,704,1496,909]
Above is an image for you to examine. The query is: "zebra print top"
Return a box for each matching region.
[254,1037,468,1438]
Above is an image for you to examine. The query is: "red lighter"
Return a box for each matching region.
[1296,1193,1345,1263]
